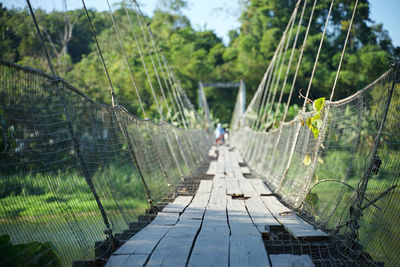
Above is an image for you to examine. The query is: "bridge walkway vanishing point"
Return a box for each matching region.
[107,145,328,267]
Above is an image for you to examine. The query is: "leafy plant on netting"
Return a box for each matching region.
[305,97,326,139]
[301,97,326,166]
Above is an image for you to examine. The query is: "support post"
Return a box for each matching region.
[240,79,246,115]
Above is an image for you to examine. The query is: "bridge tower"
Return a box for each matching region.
[198,80,246,131]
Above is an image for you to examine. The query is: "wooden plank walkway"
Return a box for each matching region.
[107,145,328,266]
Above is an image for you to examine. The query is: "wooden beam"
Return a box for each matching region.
[162,196,193,213]
[227,197,271,267]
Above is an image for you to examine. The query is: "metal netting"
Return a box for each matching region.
[0,59,211,266]
[231,66,400,266]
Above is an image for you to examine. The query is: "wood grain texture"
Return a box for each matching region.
[276,214,328,239]
[206,160,218,175]
[114,225,172,255]
[180,180,213,220]
[188,175,229,267]
[146,219,202,266]
[260,196,292,216]
[162,195,193,213]
[227,197,271,267]
[239,179,280,233]
[150,212,180,226]
[249,179,273,196]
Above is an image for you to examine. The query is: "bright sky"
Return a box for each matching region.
[2,0,399,47]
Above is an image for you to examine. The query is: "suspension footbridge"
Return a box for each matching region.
[0,0,399,266]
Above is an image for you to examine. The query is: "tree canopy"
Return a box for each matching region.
[0,0,398,124]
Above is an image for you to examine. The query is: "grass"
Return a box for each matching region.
[0,165,165,266]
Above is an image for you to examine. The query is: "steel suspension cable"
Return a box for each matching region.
[256,6,298,130]
[126,1,187,179]
[251,53,278,129]
[106,0,146,117]
[282,0,317,121]
[26,0,56,76]
[133,7,184,127]
[159,51,185,127]
[253,39,284,129]
[265,2,300,127]
[280,0,308,122]
[124,3,162,118]
[162,54,190,129]
[329,0,359,101]
[273,0,306,125]
[81,0,118,106]
[133,2,175,116]
[81,0,155,211]
[132,1,170,118]
[258,35,287,130]
[302,0,334,111]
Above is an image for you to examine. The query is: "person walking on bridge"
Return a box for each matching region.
[214,123,225,144]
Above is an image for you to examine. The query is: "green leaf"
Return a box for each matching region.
[314,97,325,112]
[312,127,319,139]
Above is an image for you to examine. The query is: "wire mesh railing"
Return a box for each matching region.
[231,65,400,266]
[0,59,211,266]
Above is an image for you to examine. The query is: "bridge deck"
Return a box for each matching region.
[107,146,327,266]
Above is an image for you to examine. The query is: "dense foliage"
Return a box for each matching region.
[0,0,398,124]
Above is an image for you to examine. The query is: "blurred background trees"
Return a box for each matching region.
[0,0,398,124]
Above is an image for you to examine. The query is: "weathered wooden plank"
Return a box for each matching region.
[150,212,180,226]
[227,197,271,267]
[238,179,280,234]
[249,179,274,196]
[146,219,202,266]
[206,160,218,176]
[226,176,243,196]
[269,254,315,267]
[232,149,245,164]
[276,214,328,239]
[223,148,244,197]
[106,254,148,267]
[196,180,213,194]
[241,166,251,175]
[188,176,229,266]
[162,195,193,213]
[208,146,217,158]
[238,178,256,197]
[260,196,292,216]
[114,225,172,255]
[180,180,213,220]
[216,150,226,174]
